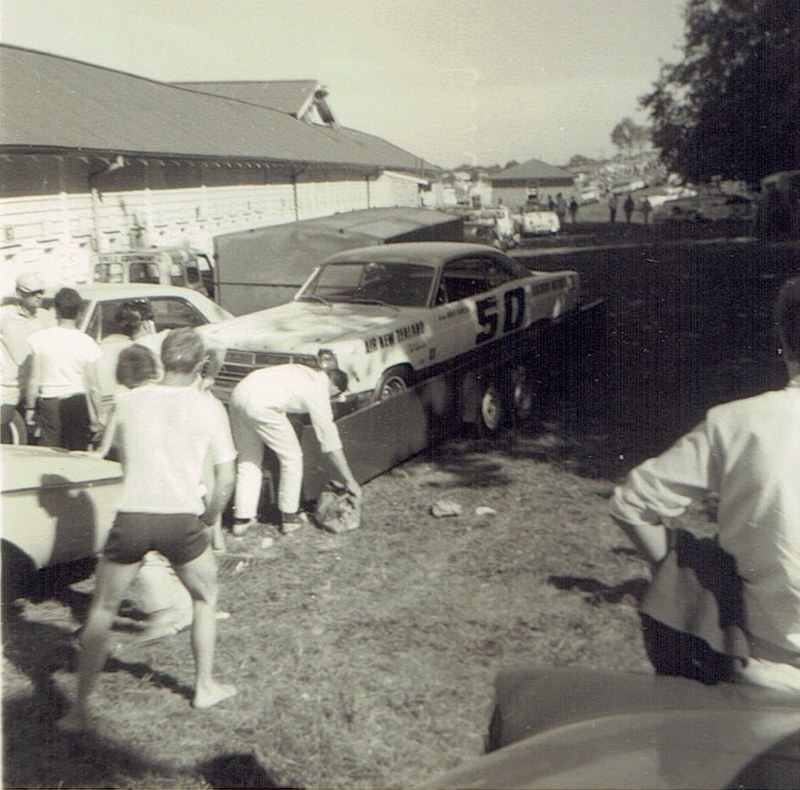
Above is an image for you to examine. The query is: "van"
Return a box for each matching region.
[93,248,215,298]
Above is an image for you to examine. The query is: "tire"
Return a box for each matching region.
[476,379,504,436]
[506,364,534,424]
[2,411,28,445]
[372,366,412,402]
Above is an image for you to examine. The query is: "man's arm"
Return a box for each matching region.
[24,352,42,424]
[322,448,361,497]
[201,459,235,527]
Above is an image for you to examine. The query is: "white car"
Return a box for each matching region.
[200,242,579,402]
[520,209,560,237]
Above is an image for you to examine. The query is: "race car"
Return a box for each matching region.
[199,242,579,403]
[519,209,560,237]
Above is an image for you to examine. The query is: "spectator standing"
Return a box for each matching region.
[609,277,800,691]
[568,197,579,223]
[608,193,619,223]
[58,328,237,732]
[555,193,567,226]
[640,197,653,225]
[623,194,635,223]
[25,287,101,450]
[547,196,556,212]
[0,272,55,442]
[229,362,361,536]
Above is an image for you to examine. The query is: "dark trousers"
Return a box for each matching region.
[38,394,92,450]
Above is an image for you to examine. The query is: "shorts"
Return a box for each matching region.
[103,512,208,566]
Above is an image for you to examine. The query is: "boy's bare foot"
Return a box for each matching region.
[193,681,237,709]
[56,707,90,733]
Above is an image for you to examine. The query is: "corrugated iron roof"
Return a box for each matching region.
[0,45,437,172]
[173,80,319,116]
[490,158,573,182]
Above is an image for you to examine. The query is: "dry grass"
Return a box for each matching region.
[3,232,799,788]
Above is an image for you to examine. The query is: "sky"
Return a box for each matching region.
[0,0,687,169]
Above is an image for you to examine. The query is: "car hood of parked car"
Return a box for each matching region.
[199,300,425,352]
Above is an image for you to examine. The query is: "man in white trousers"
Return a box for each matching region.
[229,362,361,536]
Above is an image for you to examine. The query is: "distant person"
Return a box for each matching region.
[0,272,55,442]
[229,362,361,536]
[555,193,567,225]
[610,276,800,690]
[568,197,579,223]
[623,194,635,223]
[608,193,619,223]
[25,287,101,450]
[640,197,653,225]
[547,196,556,212]
[58,328,237,732]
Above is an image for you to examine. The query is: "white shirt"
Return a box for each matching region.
[0,304,55,403]
[231,365,342,453]
[115,383,237,514]
[610,377,800,661]
[27,325,101,399]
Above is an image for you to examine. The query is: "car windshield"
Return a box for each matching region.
[299,261,435,307]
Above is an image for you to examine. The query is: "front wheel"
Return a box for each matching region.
[476,379,505,436]
[372,366,412,402]
[2,410,28,445]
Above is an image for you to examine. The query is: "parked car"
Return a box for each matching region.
[463,207,520,250]
[426,667,800,789]
[2,445,122,579]
[199,242,579,403]
[519,209,560,238]
[653,192,755,224]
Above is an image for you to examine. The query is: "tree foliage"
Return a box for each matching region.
[610,118,650,157]
[642,0,800,184]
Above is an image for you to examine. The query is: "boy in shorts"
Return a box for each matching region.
[59,328,237,731]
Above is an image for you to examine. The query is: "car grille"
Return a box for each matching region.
[214,350,318,389]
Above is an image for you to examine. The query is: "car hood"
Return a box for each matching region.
[2,445,122,492]
[199,300,420,351]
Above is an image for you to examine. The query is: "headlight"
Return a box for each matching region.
[317,349,338,370]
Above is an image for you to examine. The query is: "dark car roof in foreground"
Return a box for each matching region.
[322,241,514,267]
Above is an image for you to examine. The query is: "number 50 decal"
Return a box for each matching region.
[476,287,525,344]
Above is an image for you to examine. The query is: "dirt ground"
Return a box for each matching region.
[3,228,799,788]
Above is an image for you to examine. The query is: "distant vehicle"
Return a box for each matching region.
[199,242,579,404]
[653,192,755,224]
[578,188,600,205]
[426,667,800,789]
[462,207,520,250]
[93,247,215,298]
[2,445,122,576]
[519,209,560,237]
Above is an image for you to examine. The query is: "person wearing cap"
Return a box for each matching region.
[25,287,102,450]
[228,360,361,536]
[0,272,55,442]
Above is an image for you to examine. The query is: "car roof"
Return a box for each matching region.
[322,241,514,268]
[43,283,209,301]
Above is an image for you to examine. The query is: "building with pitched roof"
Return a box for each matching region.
[489,158,576,209]
[0,45,437,288]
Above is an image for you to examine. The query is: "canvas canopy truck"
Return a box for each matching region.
[93,248,215,298]
[212,207,463,316]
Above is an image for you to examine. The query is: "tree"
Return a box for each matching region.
[610,118,650,158]
[641,0,800,185]
[567,154,597,168]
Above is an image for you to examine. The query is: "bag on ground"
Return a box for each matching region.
[315,481,361,533]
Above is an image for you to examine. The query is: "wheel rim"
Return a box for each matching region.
[379,375,408,400]
[480,385,502,432]
[511,366,533,420]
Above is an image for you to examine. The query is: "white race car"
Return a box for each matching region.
[199,242,579,402]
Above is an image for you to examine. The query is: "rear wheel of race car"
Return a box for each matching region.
[372,366,413,402]
[476,379,505,436]
[506,364,534,424]
[3,411,28,445]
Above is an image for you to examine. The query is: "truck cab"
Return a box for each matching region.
[93,248,215,299]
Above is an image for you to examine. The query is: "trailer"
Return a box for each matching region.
[213,208,463,315]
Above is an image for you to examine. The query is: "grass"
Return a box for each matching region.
[3,228,800,788]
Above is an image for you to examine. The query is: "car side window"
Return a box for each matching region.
[440,258,490,301]
[129,262,160,284]
[84,298,126,341]
[485,258,518,289]
[149,297,206,331]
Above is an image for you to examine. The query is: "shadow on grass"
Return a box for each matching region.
[200,751,298,789]
[548,574,649,606]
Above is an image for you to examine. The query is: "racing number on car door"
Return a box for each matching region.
[476,286,525,344]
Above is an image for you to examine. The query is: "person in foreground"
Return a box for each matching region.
[229,360,361,536]
[610,276,800,691]
[58,328,238,732]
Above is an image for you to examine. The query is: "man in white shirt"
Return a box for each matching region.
[610,276,800,691]
[25,287,101,449]
[58,328,237,731]
[229,362,361,535]
[0,272,55,442]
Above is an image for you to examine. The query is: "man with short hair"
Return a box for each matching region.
[229,362,361,536]
[0,272,55,442]
[58,328,237,731]
[610,277,800,691]
[25,287,101,450]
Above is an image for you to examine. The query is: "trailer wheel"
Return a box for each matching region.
[372,366,412,402]
[476,380,505,436]
[507,364,534,424]
[2,411,28,445]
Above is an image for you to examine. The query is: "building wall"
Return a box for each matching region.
[491,180,576,211]
[0,154,423,292]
